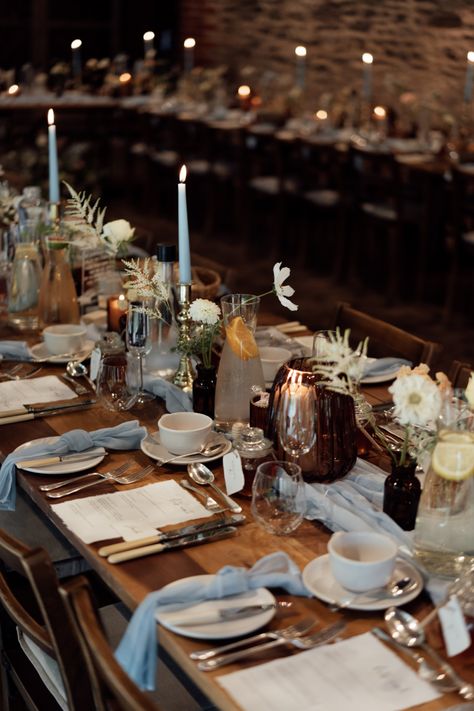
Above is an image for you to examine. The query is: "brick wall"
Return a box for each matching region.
[180,0,474,108]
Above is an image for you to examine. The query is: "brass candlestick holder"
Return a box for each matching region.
[172,282,195,392]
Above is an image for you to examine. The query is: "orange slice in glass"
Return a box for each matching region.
[225,316,258,361]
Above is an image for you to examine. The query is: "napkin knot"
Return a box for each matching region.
[60,429,94,451]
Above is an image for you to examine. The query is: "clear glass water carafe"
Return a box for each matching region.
[146,243,179,378]
[214,294,265,432]
[414,428,474,578]
[7,224,42,330]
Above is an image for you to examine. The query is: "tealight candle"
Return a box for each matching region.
[362,52,373,102]
[47,109,60,204]
[178,165,191,283]
[107,294,128,333]
[183,37,196,73]
[464,51,474,103]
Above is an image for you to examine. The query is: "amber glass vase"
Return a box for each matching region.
[38,240,80,326]
[193,364,217,419]
[266,357,357,483]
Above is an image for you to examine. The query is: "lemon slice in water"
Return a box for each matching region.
[432,432,474,481]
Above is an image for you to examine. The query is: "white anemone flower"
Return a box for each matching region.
[189,298,221,325]
[273,262,298,311]
[466,372,474,410]
[102,219,135,254]
[389,373,442,427]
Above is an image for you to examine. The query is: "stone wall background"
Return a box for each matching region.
[180,0,474,110]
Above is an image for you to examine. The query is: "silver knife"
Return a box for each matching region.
[0,400,96,425]
[107,526,238,564]
[98,514,246,557]
[163,604,275,627]
[17,448,106,469]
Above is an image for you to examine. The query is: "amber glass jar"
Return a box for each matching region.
[266,357,357,483]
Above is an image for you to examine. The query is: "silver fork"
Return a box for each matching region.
[179,479,223,511]
[190,617,316,661]
[197,620,346,671]
[40,461,132,492]
[46,465,154,499]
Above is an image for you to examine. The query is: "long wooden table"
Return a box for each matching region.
[0,353,472,711]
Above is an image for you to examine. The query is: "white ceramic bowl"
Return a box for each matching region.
[42,324,87,355]
[158,412,213,455]
[327,531,397,592]
[259,346,292,382]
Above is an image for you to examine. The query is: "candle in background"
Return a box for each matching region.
[362,52,373,102]
[464,51,474,103]
[47,109,60,204]
[178,165,191,283]
[143,31,155,58]
[107,293,128,332]
[295,45,307,90]
[7,84,19,96]
[373,105,387,137]
[315,108,328,131]
[70,39,82,79]
[237,84,251,110]
[183,37,196,73]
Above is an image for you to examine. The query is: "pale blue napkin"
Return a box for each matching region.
[0,341,32,361]
[143,376,193,413]
[0,420,147,511]
[363,357,411,377]
[115,551,310,690]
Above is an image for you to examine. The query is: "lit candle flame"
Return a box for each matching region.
[71,39,82,50]
[48,108,55,126]
[7,84,19,95]
[184,37,196,49]
[468,51,474,63]
[143,31,155,41]
[373,105,386,119]
[179,165,187,183]
[119,72,132,83]
[295,45,307,57]
[238,85,251,97]
[362,52,373,64]
[315,109,328,120]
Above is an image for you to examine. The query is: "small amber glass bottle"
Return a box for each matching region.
[383,458,421,530]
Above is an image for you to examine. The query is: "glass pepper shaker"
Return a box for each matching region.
[233,426,274,498]
[383,458,421,530]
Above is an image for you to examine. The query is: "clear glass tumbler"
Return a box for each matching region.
[251,460,306,535]
[96,354,137,411]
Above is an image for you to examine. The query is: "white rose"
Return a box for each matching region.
[101,219,135,253]
[466,373,474,410]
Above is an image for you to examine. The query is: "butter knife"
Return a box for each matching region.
[17,448,107,469]
[98,513,246,557]
[107,526,238,564]
[0,399,96,425]
[164,604,275,627]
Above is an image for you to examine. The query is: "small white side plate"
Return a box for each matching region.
[361,358,401,385]
[141,432,231,465]
[30,340,95,364]
[302,555,422,611]
[14,436,106,475]
[156,576,275,640]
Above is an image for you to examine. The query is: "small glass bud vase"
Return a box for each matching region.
[383,457,420,531]
[192,363,217,419]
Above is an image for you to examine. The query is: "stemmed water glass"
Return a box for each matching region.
[126,302,153,405]
[277,381,316,462]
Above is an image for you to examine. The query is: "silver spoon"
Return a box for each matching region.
[66,360,96,392]
[155,440,228,466]
[330,576,416,610]
[187,462,242,513]
[385,607,474,700]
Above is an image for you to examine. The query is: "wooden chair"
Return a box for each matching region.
[60,575,161,711]
[333,302,440,367]
[0,528,95,710]
[448,360,472,389]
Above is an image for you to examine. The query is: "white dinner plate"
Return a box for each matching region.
[140,432,231,465]
[14,436,106,475]
[30,340,95,364]
[360,358,401,385]
[302,555,423,611]
[156,576,276,640]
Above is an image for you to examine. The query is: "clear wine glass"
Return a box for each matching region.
[277,381,316,462]
[126,302,154,405]
[251,460,306,535]
[96,354,137,411]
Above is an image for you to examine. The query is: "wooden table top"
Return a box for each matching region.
[0,345,472,711]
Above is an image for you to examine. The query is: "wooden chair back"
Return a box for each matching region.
[333,302,440,367]
[448,360,472,389]
[0,528,95,710]
[60,575,161,711]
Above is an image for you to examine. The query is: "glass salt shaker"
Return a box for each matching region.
[233,426,274,498]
